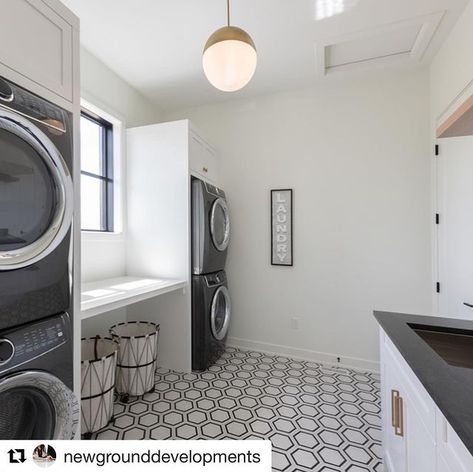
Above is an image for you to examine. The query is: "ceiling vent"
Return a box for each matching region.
[315,11,445,76]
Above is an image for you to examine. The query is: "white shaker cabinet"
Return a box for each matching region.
[189,127,219,185]
[381,354,407,472]
[0,0,76,102]
[380,329,472,472]
[381,330,436,472]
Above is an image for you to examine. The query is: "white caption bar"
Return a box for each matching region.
[0,440,272,471]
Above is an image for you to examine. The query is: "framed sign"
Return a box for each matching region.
[271,189,293,266]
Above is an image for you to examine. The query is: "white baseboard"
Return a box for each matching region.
[227,336,380,373]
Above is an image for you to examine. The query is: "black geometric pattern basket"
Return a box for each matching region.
[81,336,118,435]
[110,322,160,401]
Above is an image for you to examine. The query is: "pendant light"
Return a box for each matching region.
[203,0,257,92]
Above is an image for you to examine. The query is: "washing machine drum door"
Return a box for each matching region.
[211,286,231,341]
[0,108,73,270]
[210,198,230,252]
[0,371,78,440]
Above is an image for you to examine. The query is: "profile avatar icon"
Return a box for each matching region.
[32,444,56,467]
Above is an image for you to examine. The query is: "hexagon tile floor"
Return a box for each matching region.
[89,347,383,472]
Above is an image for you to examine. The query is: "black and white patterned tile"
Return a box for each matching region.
[89,348,383,472]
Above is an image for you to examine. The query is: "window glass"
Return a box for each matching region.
[80,111,113,232]
[80,174,102,231]
[80,116,102,176]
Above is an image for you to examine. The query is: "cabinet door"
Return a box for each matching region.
[382,356,407,472]
[437,453,455,472]
[190,132,205,177]
[189,131,218,184]
[436,412,473,472]
[203,143,218,184]
[0,0,73,101]
[406,401,436,472]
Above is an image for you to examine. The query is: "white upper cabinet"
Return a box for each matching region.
[0,0,74,101]
[189,129,219,185]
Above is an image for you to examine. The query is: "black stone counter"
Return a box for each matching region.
[375,311,473,456]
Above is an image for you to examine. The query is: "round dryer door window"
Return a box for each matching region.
[0,371,78,440]
[0,108,72,270]
[210,198,230,252]
[211,286,231,341]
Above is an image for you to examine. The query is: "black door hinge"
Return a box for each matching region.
[435,144,439,156]
[435,213,440,225]
[436,282,441,293]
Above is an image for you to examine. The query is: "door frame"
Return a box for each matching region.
[432,81,473,316]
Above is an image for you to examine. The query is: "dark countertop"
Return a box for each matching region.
[375,311,473,456]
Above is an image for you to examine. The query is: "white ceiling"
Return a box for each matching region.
[61,0,468,112]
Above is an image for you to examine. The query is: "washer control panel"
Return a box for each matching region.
[204,182,225,198]
[0,75,66,131]
[0,314,69,371]
[12,84,65,125]
[205,271,227,287]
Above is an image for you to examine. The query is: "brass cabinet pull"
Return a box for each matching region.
[391,390,404,437]
[395,395,404,437]
[391,390,398,427]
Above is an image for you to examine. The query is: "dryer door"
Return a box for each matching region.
[210,286,231,341]
[0,371,78,439]
[0,108,73,270]
[210,197,230,252]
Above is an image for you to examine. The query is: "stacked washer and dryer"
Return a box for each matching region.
[0,76,78,439]
[191,177,231,371]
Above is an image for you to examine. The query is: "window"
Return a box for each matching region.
[80,110,114,232]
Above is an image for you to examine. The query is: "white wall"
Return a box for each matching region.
[80,47,162,128]
[430,0,473,123]
[80,47,163,283]
[166,68,432,368]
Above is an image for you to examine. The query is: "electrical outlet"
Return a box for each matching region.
[290,317,300,330]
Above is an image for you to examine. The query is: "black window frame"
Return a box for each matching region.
[80,110,114,232]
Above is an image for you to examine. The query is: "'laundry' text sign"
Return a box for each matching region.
[271,189,293,266]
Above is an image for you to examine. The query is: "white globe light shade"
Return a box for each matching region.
[203,26,257,92]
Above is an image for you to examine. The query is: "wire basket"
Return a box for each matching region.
[110,321,160,402]
[81,336,118,438]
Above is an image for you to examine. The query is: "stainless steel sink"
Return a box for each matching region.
[410,324,473,369]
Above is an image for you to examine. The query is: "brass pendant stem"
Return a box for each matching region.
[227,0,231,26]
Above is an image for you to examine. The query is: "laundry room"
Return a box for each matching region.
[3,1,473,472]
